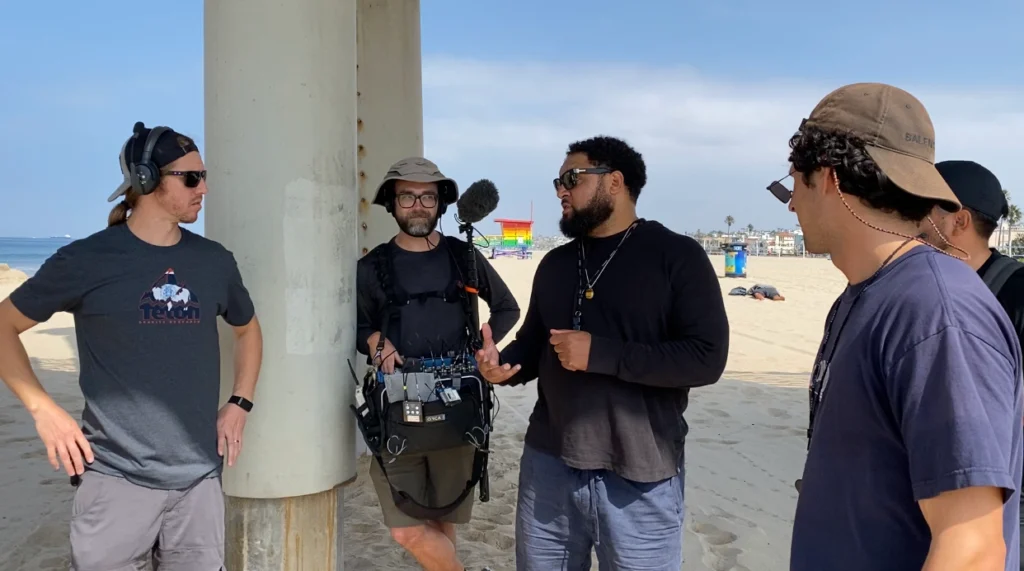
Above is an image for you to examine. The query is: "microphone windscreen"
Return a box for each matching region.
[456,179,500,224]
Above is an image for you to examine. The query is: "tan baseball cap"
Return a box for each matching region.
[803,83,960,210]
[372,157,459,207]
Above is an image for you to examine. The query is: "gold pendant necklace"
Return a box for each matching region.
[579,220,642,301]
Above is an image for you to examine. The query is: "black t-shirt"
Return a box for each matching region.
[498,219,730,483]
[355,235,521,359]
[978,249,1024,347]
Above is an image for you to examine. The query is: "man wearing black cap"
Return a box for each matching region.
[930,160,1024,334]
[767,84,1022,570]
[355,157,518,571]
[0,122,263,569]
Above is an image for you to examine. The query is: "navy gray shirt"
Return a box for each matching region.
[792,246,1023,570]
[9,224,255,490]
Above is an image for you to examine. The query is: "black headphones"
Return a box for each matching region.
[128,122,170,196]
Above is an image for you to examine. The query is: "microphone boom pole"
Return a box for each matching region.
[458,217,482,351]
[454,179,500,351]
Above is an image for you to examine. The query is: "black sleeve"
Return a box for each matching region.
[475,249,520,344]
[8,247,86,322]
[999,270,1024,351]
[497,260,548,386]
[221,252,256,327]
[355,259,381,356]
[586,237,729,389]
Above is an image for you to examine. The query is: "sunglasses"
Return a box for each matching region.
[165,170,207,188]
[553,167,612,191]
[766,172,793,204]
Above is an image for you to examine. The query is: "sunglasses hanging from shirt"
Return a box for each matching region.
[572,219,644,331]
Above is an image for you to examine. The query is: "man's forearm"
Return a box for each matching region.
[0,325,54,414]
[230,320,263,401]
[922,534,1005,571]
[487,308,520,344]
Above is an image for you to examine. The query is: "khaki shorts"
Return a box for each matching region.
[70,470,224,571]
[369,444,478,529]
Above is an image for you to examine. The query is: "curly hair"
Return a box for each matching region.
[567,136,647,202]
[788,125,939,222]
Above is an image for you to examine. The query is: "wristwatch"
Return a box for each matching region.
[227,395,254,412]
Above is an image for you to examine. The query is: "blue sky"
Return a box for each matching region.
[1,0,1021,238]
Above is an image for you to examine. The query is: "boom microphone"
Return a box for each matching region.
[456,179,500,225]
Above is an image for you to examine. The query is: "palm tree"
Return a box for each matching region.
[746,223,754,234]
[1008,203,1021,256]
[725,216,734,236]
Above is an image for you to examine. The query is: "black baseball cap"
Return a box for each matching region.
[109,122,200,202]
[934,160,1006,221]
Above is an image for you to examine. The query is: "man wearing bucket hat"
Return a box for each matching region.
[355,157,519,570]
[0,121,263,569]
[766,83,1023,570]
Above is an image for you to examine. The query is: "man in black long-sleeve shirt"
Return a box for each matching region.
[477,136,730,570]
[356,157,520,571]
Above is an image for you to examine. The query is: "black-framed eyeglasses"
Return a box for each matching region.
[553,167,612,191]
[165,170,207,188]
[766,172,794,204]
[396,193,438,208]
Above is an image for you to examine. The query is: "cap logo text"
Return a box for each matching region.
[904,133,934,149]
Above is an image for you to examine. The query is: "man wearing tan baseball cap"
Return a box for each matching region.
[768,83,1023,570]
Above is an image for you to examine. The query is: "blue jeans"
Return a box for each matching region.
[515,444,685,571]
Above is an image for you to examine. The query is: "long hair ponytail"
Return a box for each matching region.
[107,189,141,227]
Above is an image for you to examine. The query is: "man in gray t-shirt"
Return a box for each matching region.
[0,122,263,570]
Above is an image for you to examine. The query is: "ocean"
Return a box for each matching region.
[0,237,74,277]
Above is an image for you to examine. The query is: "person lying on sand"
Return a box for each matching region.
[750,284,785,300]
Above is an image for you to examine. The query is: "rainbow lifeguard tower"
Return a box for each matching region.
[490,218,534,259]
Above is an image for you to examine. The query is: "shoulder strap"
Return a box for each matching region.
[373,242,405,308]
[982,254,1023,297]
[371,243,404,355]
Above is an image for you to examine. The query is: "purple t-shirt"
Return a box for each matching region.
[792,246,1023,570]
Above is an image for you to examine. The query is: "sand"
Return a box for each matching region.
[0,252,848,571]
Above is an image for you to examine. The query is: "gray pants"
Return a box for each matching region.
[70,471,225,571]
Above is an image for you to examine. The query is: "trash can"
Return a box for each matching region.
[723,243,748,278]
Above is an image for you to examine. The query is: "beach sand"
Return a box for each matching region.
[0,252,847,571]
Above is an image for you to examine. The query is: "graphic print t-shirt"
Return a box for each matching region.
[9,224,255,490]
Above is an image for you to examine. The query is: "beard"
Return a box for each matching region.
[396,211,438,237]
[559,189,614,239]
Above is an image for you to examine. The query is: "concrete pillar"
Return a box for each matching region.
[204,0,360,568]
[354,0,425,458]
[356,0,424,257]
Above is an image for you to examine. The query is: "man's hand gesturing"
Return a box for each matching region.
[476,323,520,384]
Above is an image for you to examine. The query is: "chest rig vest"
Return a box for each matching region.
[350,236,494,520]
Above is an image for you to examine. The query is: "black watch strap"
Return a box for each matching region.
[227,395,254,412]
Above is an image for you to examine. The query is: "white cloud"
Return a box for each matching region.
[421,56,1024,233]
